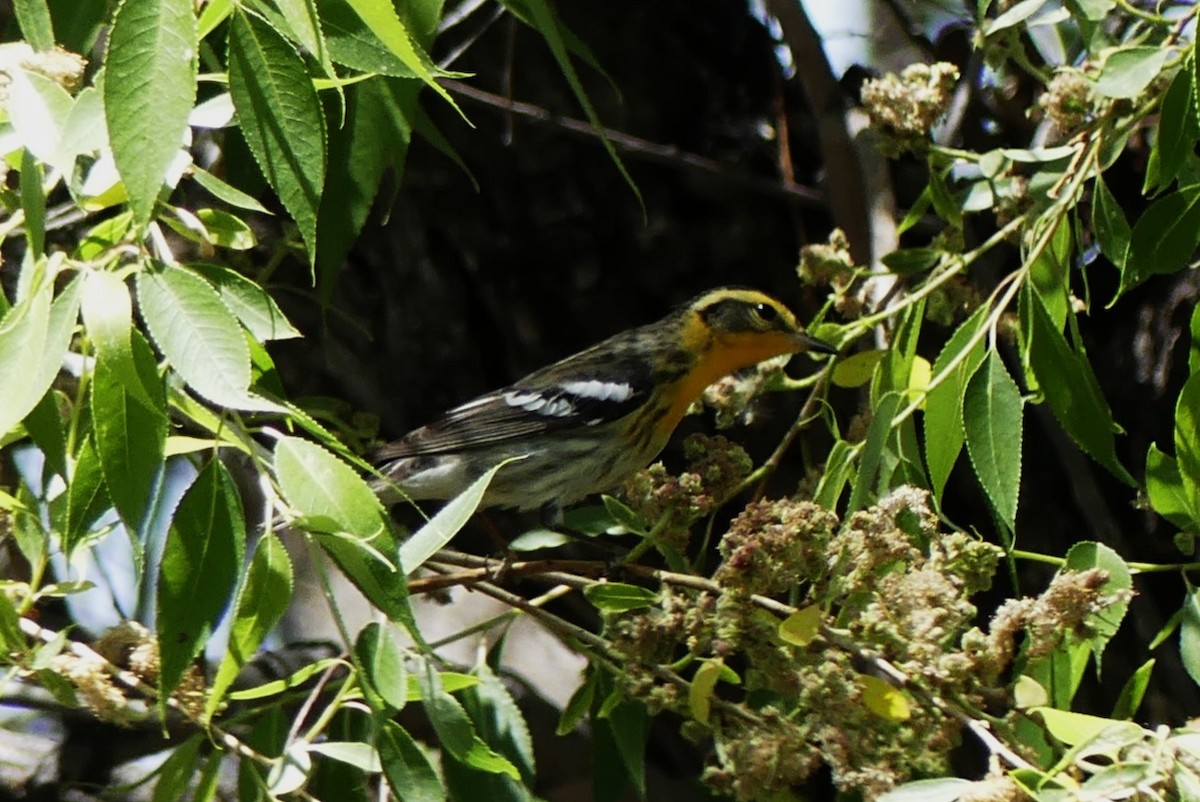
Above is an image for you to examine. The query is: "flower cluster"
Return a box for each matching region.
[860,63,960,155]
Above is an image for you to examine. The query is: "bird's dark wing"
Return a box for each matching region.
[373,354,655,460]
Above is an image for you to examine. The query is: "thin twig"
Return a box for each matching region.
[439,79,824,206]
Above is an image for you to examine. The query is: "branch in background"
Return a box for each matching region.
[440,79,825,206]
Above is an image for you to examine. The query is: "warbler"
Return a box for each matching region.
[373,288,836,520]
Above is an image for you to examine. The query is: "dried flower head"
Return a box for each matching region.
[861,63,960,155]
[1037,68,1094,137]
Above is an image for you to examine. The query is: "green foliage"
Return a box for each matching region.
[4,0,1200,800]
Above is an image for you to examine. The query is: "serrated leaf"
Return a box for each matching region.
[1177,374,1200,521]
[136,263,279,410]
[206,532,293,720]
[23,391,67,480]
[1091,46,1169,99]
[1092,174,1130,269]
[460,655,535,782]
[63,435,109,554]
[189,263,301,341]
[1026,291,1134,485]
[1063,542,1132,664]
[157,459,246,700]
[275,435,386,537]
[91,328,167,531]
[398,459,508,573]
[1181,587,1200,689]
[355,621,408,711]
[860,674,910,721]
[556,671,596,736]
[1117,184,1200,301]
[316,76,405,295]
[15,0,55,50]
[813,438,856,510]
[227,9,326,266]
[847,392,902,513]
[583,582,659,613]
[778,605,822,647]
[881,247,940,275]
[1146,64,1199,195]
[963,350,1022,530]
[500,0,641,208]
[1146,445,1196,528]
[190,165,269,212]
[1112,659,1154,720]
[340,0,464,118]
[378,722,444,802]
[924,304,988,503]
[104,0,198,227]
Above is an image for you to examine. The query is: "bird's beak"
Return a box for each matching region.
[793,331,838,355]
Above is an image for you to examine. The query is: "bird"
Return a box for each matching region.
[372,287,836,522]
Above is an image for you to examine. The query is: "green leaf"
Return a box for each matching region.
[20,149,46,258]
[0,273,81,441]
[1117,184,1200,301]
[1182,586,1200,689]
[847,392,902,513]
[1176,373,1200,518]
[1063,542,1132,663]
[778,605,822,647]
[813,438,856,510]
[501,0,641,209]
[104,0,198,227]
[454,654,535,784]
[196,208,257,250]
[877,778,975,802]
[416,659,483,761]
[227,8,326,266]
[1146,64,1199,195]
[157,459,246,700]
[91,328,167,531]
[1191,303,1200,375]
[832,349,885,388]
[881,247,940,276]
[1092,174,1130,269]
[15,0,56,50]
[860,674,910,721]
[63,435,109,554]
[688,658,723,726]
[983,0,1051,34]
[23,391,67,480]
[1032,707,1138,746]
[206,532,293,720]
[398,459,508,573]
[275,435,387,538]
[602,698,648,799]
[316,77,406,294]
[355,621,408,711]
[188,263,301,341]
[318,0,421,77]
[378,722,444,802]
[963,350,1023,530]
[1146,444,1196,528]
[583,582,659,612]
[924,304,988,504]
[151,736,205,802]
[7,68,74,170]
[1112,659,1154,720]
[190,165,270,213]
[1025,290,1134,485]
[340,0,464,117]
[1028,215,1071,329]
[1091,46,1170,99]
[136,263,278,410]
